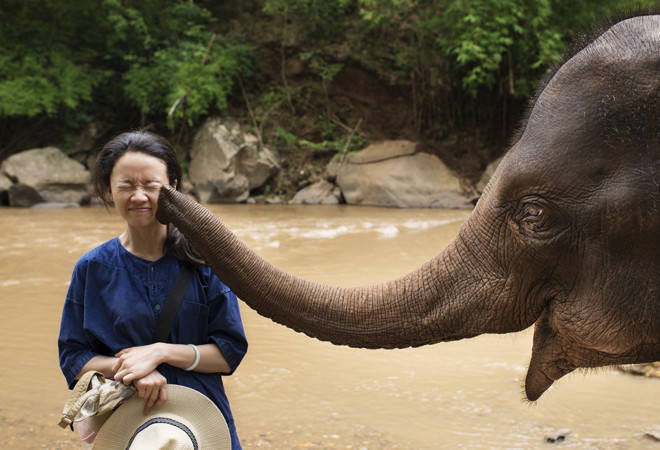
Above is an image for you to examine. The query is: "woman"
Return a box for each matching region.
[58,130,248,448]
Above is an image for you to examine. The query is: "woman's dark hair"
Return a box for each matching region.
[94,130,203,265]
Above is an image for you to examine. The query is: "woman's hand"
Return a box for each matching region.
[133,370,168,414]
[113,343,164,385]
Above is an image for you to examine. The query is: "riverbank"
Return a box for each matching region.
[0,132,494,209]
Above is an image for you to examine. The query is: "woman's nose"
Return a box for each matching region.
[131,186,149,200]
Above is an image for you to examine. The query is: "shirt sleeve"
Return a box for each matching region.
[58,259,100,388]
[206,275,248,375]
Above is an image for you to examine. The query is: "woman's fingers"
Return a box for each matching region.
[144,385,160,414]
[132,370,168,414]
[153,384,168,410]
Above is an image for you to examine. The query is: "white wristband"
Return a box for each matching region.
[184,344,200,371]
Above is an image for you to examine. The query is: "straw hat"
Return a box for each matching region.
[92,385,231,449]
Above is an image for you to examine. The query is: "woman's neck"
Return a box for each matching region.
[119,225,168,261]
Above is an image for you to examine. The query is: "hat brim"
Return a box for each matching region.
[92,384,230,449]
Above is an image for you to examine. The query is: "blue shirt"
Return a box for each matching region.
[58,237,248,447]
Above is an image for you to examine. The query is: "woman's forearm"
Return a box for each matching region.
[75,355,118,380]
[161,343,232,374]
[112,342,234,385]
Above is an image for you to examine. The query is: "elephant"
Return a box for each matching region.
[157,14,659,402]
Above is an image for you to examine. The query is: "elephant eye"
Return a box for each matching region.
[511,197,566,242]
[521,206,544,222]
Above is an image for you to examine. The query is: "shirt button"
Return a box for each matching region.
[151,267,154,272]
[155,304,161,310]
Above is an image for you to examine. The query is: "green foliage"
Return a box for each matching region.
[274,128,299,147]
[442,0,538,97]
[300,52,344,85]
[271,123,367,158]
[123,34,253,129]
[2,0,655,159]
[0,0,255,152]
[107,1,255,129]
[357,0,420,28]
[252,0,657,159]
[263,0,354,38]
[438,0,650,98]
[352,0,654,140]
[0,50,96,117]
[0,0,101,118]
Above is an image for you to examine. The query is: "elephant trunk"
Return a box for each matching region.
[157,186,530,349]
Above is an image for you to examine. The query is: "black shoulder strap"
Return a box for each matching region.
[152,262,195,343]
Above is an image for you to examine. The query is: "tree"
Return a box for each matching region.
[0,0,254,157]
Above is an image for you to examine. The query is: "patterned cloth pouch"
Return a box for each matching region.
[58,371,137,444]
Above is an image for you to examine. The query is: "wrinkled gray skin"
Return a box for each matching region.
[158,15,659,401]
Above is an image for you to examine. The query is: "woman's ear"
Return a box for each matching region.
[108,186,113,202]
[173,179,178,190]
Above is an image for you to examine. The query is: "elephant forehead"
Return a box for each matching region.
[513,17,658,160]
[485,17,659,207]
[492,104,656,212]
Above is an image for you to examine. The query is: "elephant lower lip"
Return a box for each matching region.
[525,362,559,401]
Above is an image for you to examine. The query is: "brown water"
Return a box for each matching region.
[0,205,658,449]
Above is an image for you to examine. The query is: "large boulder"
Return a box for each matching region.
[291,180,342,205]
[0,147,91,206]
[8,184,44,207]
[335,140,472,209]
[189,118,280,203]
[0,173,12,205]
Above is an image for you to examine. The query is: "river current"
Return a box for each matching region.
[0,204,658,448]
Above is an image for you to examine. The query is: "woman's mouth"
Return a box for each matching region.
[129,206,151,213]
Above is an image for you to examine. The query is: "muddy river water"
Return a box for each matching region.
[0,204,658,449]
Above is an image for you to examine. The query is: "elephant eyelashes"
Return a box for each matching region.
[514,201,546,224]
[511,201,559,240]
[522,206,544,222]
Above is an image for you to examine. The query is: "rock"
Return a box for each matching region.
[619,362,660,378]
[0,173,12,205]
[345,140,416,163]
[265,195,286,205]
[325,156,341,182]
[335,140,472,209]
[189,118,280,203]
[0,172,11,190]
[236,136,281,190]
[69,122,99,155]
[8,184,44,207]
[545,429,571,444]
[180,173,199,200]
[69,122,101,170]
[644,433,660,443]
[30,202,80,209]
[291,180,342,205]
[0,147,91,205]
[477,156,503,193]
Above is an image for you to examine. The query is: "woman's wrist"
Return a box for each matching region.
[184,344,201,371]
[157,342,203,371]
[153,342,167,365]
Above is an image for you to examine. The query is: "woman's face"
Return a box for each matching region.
[109,152,172,230]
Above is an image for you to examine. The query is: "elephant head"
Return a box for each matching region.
[157,15,659,401]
